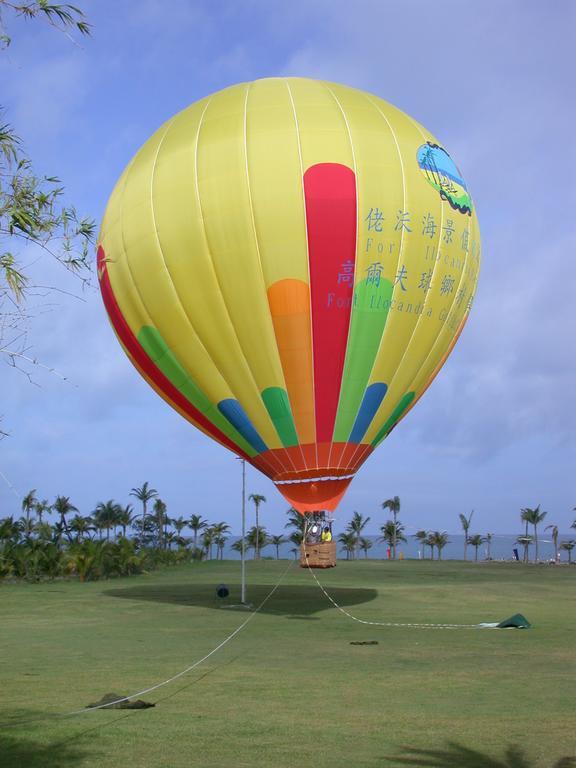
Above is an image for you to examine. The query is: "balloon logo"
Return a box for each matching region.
[416,142,473,215]
[98,78,480,514]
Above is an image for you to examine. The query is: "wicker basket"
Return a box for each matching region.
[300,540,337,568]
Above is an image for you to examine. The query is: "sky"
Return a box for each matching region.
[0,0,575,537]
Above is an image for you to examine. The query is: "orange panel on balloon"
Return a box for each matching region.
[276,478,353,513]
[267,279,315,445]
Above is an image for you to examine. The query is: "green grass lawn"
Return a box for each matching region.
[1,559,575,767]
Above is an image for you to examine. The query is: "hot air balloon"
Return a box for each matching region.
[97,78,480,524]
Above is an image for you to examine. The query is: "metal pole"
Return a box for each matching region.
[241,458,246,604]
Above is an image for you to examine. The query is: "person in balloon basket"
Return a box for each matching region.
[321,527,332,543]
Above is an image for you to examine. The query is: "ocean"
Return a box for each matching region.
[220,533,572,563]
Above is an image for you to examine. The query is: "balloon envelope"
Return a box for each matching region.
[98,78,480,513]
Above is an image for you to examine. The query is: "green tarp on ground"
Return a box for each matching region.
[496,613,531,628]
[478,613,532,629]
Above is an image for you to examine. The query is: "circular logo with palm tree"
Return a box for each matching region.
[417,142,473,215]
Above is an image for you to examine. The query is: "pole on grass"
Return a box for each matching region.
[239,457,247,604]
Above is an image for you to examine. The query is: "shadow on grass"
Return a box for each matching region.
[104,582,377,616]
[0,659,236,765]
[383,742,576,767]
[0,733,90,767]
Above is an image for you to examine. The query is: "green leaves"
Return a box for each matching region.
[0,2,91,46]
[0,253,27,299]
[459,510,473,532]
[0,125,95,302]
[0,2,94,399]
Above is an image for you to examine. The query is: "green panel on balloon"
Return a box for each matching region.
[261,387,299,447]
[371,391,415,447]
[333,277,394,442]
[137,326,256,457]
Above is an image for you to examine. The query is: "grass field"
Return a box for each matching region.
[1,559,575,767]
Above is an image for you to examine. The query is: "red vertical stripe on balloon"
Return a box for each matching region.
[304,163,357,443]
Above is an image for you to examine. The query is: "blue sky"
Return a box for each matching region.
[1,0,575,537]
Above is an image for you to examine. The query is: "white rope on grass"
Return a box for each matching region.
[305,560,480,630]
[0,560,294,729]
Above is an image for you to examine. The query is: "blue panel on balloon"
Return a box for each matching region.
[218,399,268,454]
[348,383,388,444]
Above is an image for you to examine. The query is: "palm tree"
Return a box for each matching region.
[289,531,303,549]
[284,507,305,545]
[559,540,575,563]
[52,496,78,544]
[231,538,245,556]
[116,504,134,538]
[65,540,101,583]
[21,489,37,538]
[359,536,373,558]
[285,508,305,530]
[172,516,188,537]
[486,532,493,560]
[521,506,547,562]
[152,498,168,549]
[93,501,119,542]
[270,534,286,559]
[545,524,559,562]
[338,531,357,560]
[248,493,266,560]
[131,514,155,547]
[380,520,407,557]
[211,522,230,560]
[34,520,54,543]
[246,524,268,558]
[429,531,450,560]
[69,514,94,543]
[516,534,533,563]
[189,514,208,548]
[0,516,21,544]
[413,529,428,559]
[214,534,227,560]
[202,526,216,560]
[424,533,435,560]
[459,510,474,560]
[347,511,370,559]
[129,482,158,543]
[34,499,51,525]
[382,496,401,559]
[467,534,484,562]
[171,516,188,548]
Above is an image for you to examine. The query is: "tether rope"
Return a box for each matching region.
[0,466,22,500]
[305,560,481,629]
[0,560,294,729]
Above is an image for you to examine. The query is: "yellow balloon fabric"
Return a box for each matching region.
[98,78,481,513]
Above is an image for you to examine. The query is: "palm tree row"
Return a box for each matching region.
[1,486,299,579]
[5,489,576,581]
[412,530,451,560]
[0,532,189,582]
[0,485,216,580]
[515,505,576,564]
[8,487,223,550]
